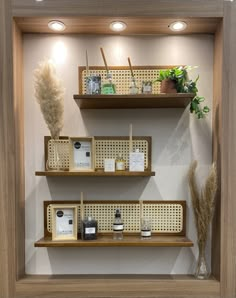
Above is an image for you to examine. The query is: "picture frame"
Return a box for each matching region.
[51,204,78,241]
[69,137,95,171]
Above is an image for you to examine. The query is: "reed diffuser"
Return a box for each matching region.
[100,47,116,94]
[128,57,138,94]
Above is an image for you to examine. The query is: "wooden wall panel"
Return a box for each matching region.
[13,21,25,280]
[212,20,223,281]
[15,276,220,298]
[0,0,16,297]
[221,2,236,298]
[12,0,223,17]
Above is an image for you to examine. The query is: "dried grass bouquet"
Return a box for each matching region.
[34,60,64,139]
[188,160,217,278]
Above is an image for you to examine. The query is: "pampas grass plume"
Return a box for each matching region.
[34,60,64,139]
[188,160,217,251]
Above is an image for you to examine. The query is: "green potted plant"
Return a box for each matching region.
[156,66,210,119]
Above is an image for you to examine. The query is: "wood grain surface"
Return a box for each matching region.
[73,94,194,109]
[212,20,223,282]
[1,0,235,297]
[0,0,16,297]
[14,16,220,35]
[12,0,223,18]
[13,20,25,281]
[221,2,236,298]
[15,275,220,298]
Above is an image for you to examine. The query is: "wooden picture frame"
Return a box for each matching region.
[51,204,78,241]
[69,137,95,171]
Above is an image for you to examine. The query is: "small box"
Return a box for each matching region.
[129,150,144,172]
[104,159,115,172]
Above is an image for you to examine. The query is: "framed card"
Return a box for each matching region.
[69,137,95,171]
[51,205,78,241]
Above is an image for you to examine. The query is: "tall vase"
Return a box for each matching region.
[195,243,210,279]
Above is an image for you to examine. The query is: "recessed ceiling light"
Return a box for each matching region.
[169,21,187,32]
[35,0,44,2]
[110,21,127,32]
[48,20,66,32]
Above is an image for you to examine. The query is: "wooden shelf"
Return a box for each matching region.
[35,170,155,177]
[73,94,195,109]
[35,235,193,248]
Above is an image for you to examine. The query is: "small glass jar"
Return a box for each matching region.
[101,73,116,95]
[115,153,126,171]
[129,78,139,94]
[141,218,152,239]
[86,74,101,95]
[82,216,98,240]
[142,80,152,94]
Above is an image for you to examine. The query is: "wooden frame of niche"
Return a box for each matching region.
[1,0,235,297]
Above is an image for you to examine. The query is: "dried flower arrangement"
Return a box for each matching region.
[188,160,217,279]
[34,60,64,139]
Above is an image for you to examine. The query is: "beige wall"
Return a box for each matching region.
[24,33,213,275]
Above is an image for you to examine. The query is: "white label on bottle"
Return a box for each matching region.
[85,227,96,234]
[141,230,151,237]
[116,161,125,171]
[113,224,124,231]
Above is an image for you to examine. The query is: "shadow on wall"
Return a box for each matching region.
[46,176,159,201]
[46,246,195,274]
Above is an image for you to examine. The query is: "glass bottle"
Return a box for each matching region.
[129,77,139,94]
[82,216,98,240]
[142,80,152,94]
[141,218,152,239]
[113,209,124,240]
[101,73,116,95]
[115,153,126,171]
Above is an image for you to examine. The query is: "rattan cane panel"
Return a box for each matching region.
[143,204,183,233]
[47,139,70,170]
[84,204,141,232]
[47,202,183,234]
[95,140,148,169]
[81,69,161,95]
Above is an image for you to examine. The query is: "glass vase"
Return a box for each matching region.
[195,245,210,279]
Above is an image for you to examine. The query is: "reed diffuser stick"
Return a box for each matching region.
[80,191,84,239]
[86,50,89,76]
[129,123,133,153]
[128,57,134,78]
[128,57,137,88]
[80,191,84,221]
[100,47,109,75]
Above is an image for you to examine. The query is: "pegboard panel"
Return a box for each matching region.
[79,66,167,95]
[45,200,185,236]
[84,203,141,233]
[47,139,70,170]
[44,136,151,171]
[143,204,183,233]
[95,138,149,170]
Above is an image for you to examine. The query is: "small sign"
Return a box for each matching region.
[104,159,115,172]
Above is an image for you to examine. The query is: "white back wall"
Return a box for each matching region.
[24,34,213,274]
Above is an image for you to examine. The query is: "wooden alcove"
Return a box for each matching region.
[1,0,236,297]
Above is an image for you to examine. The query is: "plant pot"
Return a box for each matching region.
[160,79,177,93]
